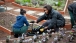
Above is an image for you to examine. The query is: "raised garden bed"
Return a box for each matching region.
[0,1,4,5]
[12,0,69,14]
[0,0,15,5]
[5,0,15,3]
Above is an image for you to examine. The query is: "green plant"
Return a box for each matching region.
[15,0,22,4]
[20,0,31,5]
[39,1,44,5]
[53,0,66,10]
[27,3,33,7]
[23,0,31,3]
[54,1,62,7]
[44,0,55,6]
[35,3,40,8]
[15,0,31,5]
[15,0,66,11]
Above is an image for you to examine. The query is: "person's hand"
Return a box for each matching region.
[44,27,48,29]
[40,28,44,32]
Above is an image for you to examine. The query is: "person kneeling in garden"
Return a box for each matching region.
[68,2,76,28]
[31,5,65,33]
[12,9,29,38]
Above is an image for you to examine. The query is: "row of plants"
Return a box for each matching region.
[15,0,66,11]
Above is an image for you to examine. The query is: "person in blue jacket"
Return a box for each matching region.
[13,9,29,38]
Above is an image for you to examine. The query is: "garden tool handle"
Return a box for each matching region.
[30,21,35,23]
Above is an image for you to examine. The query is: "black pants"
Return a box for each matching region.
[42,20,59,32]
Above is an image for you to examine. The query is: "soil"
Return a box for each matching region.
[0,12,16,30]
[0,31,10,40]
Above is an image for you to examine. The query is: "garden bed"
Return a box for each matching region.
[0,1,4,5]
[0,31,9,40]
[0,12,16,30]
[12,0,69,14]
[5,0,15,3]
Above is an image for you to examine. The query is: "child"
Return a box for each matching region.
[12,9,29,38]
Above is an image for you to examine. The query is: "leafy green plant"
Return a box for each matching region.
[54,1,62,7]
[53,0,66,10]
[15,0,66,11]
[23,0,31,3]
[27,3,33,7]
[39,1,44,6]
[15,0,22,4]
[44,0,55,6]
[15,0,31,5]
[34,3,40,8]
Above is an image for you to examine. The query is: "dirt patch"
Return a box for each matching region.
[0,31,10,40]
[0,12,16,30]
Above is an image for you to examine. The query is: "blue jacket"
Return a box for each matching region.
[13,14,29,28]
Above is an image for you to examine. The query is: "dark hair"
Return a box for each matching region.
[43,5,52,14]
[20,9,26,15]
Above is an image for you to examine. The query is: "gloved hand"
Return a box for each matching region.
[30,21,35,23]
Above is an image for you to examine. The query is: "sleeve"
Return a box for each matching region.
[24,17,30,26]
[36,14,46,23]
[47,13,57,29]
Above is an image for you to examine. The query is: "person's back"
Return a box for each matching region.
[52,9,65,27]
[13,15,29,28]
[68,2,76,13]
[12,9,29,38]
